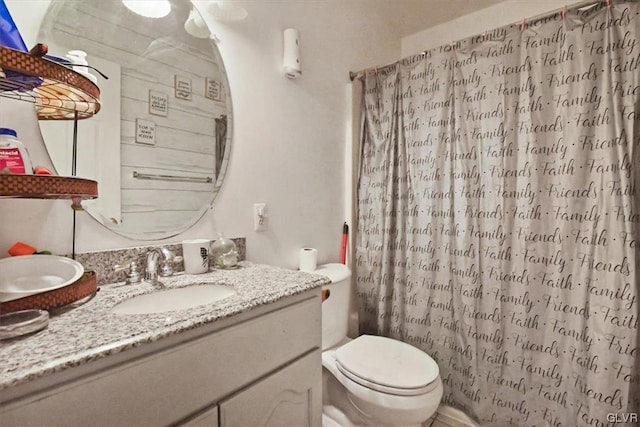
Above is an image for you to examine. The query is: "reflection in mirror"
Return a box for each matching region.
[37,0,232,240]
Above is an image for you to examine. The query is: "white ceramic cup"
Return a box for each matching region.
[182,239,210,274]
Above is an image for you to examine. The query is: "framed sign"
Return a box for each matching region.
[149,90,168,116]
[135,119,156,145]
[205,77,222,101]
[175,75,192,100]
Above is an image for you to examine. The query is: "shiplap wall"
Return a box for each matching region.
[40,0,231,238]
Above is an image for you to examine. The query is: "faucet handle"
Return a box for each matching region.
[157,250,184,277]
[114,260,142,285]
[157,249,179,277]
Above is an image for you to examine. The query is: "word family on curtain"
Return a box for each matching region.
[356,2,639,426]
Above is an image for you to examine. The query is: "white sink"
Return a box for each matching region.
[112,284,236,315]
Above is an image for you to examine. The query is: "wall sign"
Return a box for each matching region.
[175,75,192,100]
[135,119,156,145]
[149,90,168,116]
[205,78,222,101]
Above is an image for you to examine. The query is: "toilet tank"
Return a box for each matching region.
[314,263,351,350]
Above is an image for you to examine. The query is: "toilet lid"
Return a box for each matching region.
[335,335,439,396]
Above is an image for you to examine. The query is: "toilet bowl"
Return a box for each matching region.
[314,264,443,427]
[323,335,443,426]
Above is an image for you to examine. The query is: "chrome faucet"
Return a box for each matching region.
[144,247,177,287]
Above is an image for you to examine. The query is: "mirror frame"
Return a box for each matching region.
[37,0,233,240]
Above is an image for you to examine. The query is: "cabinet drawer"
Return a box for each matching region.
[219,350,321,427]
[1,291,321,426]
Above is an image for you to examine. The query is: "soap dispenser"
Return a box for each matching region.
[210,234,239,269]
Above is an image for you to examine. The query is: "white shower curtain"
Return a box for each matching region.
[356,2,639,426]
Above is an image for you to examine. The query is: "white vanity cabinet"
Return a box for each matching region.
[0,288,322,427]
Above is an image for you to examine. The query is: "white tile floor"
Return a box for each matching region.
[423,405,478,427]
[424,417,470,427]
[322,400,479,427]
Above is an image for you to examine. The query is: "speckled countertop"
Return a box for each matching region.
[0,262,329,391]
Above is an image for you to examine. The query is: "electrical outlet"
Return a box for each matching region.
[253,203,267,231]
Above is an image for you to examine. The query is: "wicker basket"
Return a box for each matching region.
[0,174,98,199]
[0,271,97,314]
[0,45,100,119]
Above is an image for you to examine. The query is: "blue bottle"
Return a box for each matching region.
[0,0,42,92]
[0,0,27,51]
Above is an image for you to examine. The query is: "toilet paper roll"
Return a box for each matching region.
[283,28,301,78]
[299,248,318,272]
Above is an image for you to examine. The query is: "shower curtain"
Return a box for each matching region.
[356,2,639,426]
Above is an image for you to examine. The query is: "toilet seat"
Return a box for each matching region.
[322,337,444,426]
[335,335,439,396]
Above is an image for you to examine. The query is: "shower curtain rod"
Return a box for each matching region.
[348,0,612,82]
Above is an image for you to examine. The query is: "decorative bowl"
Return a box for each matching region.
[0,255,84,302]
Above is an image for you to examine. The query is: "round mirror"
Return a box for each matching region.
[37,0,232,240]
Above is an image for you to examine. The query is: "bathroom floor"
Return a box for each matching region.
[424,405,478,427]
[424,415,471,427]
[322,403,478,427]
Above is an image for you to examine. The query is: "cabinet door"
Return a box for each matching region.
[219,350,321,427]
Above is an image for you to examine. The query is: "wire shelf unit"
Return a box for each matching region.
[0,45,100,120]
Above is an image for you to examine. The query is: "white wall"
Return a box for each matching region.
[0,0,400,268]
[402,0,585,56]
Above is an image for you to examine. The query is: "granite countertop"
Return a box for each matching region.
[0,262,330,391]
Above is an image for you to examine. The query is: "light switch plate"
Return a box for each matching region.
[253,203,266,231]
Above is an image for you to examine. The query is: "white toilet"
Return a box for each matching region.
[315,263,443,427]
